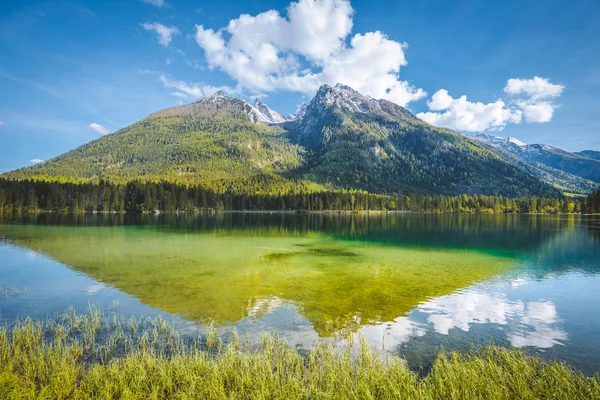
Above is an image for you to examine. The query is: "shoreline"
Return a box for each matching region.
[0,209,593,216]
[1,309,598,398]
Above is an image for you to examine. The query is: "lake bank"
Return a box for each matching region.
[1,309,598,399]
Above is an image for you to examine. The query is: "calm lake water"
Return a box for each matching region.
[1,213,599,374]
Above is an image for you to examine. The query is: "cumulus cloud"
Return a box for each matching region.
[417,90,522,132]
[516,100,555,123]
[194,0,425,106]
[142,22,179,47]
[159,74,235,99]
[417,77,564,132]
[140,0,166,7]
[504,76,565,100]
[30,159,44,165]
[504,77,565,124]
[89,123,110,135]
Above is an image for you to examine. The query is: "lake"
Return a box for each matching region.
[1,212,599,375]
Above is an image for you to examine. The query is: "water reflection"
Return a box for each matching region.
[417,288,567,348]
[0,213,599,374]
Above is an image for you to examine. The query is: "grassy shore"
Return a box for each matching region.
[0,308,599,399]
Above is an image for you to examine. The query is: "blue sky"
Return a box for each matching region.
[1,0,599,172]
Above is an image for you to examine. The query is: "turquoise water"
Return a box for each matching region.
[1,213,599,374]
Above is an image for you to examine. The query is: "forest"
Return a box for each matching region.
[0,178,595,215]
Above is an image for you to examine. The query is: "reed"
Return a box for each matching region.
[0,307,598,399]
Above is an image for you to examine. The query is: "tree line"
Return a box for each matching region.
[586,189,600,213]
[0,178,595,215]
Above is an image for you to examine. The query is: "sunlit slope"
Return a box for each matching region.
[0,225,518,335]
[3,85,562,197]
[3,99,322,194]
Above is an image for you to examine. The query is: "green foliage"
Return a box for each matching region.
[0,309,598,399]
[291,101,562,197]
[586,189,600,213]
[3,109,316,195]
[0,178,588,214]
[474,141,600,195]
[0,178,587,214]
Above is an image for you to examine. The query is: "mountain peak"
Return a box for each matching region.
[508,136,527,147]
[471,134,527,149]
[251,98,287,124]
[312,83,381,114]
[207,90,226,99]
[288,103,308,121]
[198,90,229,105]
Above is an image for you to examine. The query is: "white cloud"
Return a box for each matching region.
[159,74,235,99]
[504,76,565,100]
[0,121,4,126]
[142,22,179,47]
[503,77,565,124]
[140,0,166,7]
[517,100,555,123]
[417,90,522,132]
[30,159,44,165]
[170,91,189,99]
[194,0,425,106]
[417,77,564,132]
[89,123,110,135]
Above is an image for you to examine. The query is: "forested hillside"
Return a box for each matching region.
[287,85,560,197]
[577,150,600,161]
[472,134,600,192]
[4,94,322,194]
[472,138,599,195]
[2,84,565,198]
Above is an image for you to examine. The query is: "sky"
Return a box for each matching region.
[1,0,599,173]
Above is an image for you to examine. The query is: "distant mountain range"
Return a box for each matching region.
[3,84,599,197]
[471,134,600,194]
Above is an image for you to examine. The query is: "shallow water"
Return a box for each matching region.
[1,213,599,374]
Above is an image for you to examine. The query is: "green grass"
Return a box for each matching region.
[0,308,598,399]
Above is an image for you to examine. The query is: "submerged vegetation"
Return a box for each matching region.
[0,308,598,399]
[0,283,23,301]
[0,222,517,333]
[0,178,591,214]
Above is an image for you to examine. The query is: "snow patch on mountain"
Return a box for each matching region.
[288,103,308,121]
[316,83,382,114]
[201,90,228,104]
[198,92,289,125]
[253,99,288,124]
[508,137,527,147]
[471,134,529,151]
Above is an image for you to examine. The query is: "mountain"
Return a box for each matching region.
[5,92,318,194]
[472,134,600,193]
[253,98,288,123]
[577,150,600,161]
[469,135,598,195]
[288,103,308,121]
[3,84,562,198]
